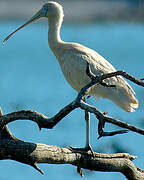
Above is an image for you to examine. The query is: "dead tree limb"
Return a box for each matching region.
[0,100,144,136]
[0,69,144,179]
[1,139,144,180]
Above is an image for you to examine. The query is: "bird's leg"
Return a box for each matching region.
[85,110,91,149]
[69,110,94,156]
[84,110,94,155]
[85,110,90,148]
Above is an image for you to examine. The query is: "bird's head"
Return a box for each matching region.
[41,2,63,19]
[3,1,63,43]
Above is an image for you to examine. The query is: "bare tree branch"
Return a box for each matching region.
[0,101,77,130]
[1,138,144,180]
[0,69,144,179]
[79,100,144,136]
[1,99,144,136]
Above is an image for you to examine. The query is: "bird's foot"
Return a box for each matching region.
[69,145,94,156]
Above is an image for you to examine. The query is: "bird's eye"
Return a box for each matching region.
[42,5,48,16]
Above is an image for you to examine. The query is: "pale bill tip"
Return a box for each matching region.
[2,40,5,45]
[2,39,7,45]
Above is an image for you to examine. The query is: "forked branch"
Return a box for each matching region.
[0,67,144,179]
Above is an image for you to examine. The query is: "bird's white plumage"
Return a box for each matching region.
[40,1,138,112]
[3,1,138,112]
[55,42,138,112]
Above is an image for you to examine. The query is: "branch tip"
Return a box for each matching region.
[38,124,42,131]
[32,163,44,175]
[98,130,129,139]
[77,166,84,177]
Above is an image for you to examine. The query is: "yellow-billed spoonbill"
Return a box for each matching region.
[3,1,138,151]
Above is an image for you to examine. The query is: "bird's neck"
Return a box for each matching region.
[48,17,63,57]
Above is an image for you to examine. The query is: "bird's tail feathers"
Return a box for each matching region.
[128,98,139,112]
[114,90,138,112]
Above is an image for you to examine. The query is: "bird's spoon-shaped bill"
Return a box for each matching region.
[3,10,43,44]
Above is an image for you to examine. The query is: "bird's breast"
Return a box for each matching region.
[58,54,91,92]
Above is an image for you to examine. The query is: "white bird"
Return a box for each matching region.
[3,1,138,151]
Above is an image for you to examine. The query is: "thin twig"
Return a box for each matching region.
[97,116,128,139]
[86,62,144,88]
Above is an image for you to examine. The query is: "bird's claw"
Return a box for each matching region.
[69,145,94,156]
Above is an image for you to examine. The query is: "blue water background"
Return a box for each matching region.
[0,21,144,180]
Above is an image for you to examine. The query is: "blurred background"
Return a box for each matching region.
[0,0,144,179]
